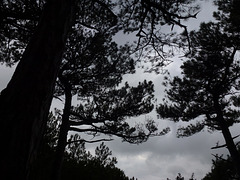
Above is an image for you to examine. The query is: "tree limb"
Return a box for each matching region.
[66,138,113,144]
[211,134,240,149]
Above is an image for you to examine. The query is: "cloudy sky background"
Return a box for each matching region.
[1,1,239,179]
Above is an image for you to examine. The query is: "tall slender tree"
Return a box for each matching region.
[157,0,240,176]
[30,114,135,180]
[51,27,166,179]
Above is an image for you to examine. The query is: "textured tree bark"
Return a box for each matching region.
[0,0,76,179]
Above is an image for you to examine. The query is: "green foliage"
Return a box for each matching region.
[0,0,203,179]
[55,22,159,144]
[166,173,196,180]
[44,111,61,148]
[117,0,199,71]
[203,153,239,180]
[94,142,118,168]
[157,1,240,176]
[0,0,43,65]
[157,1,240,136]
[64,136,127,180]
[30,116,135,180]
[0,0,199,70]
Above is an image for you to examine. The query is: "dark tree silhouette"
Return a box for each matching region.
[0,1,76,179]
[203,153,239,180]
[30,114,135,180]
[117,0,199,71]
[0,0,42,65]
[51,27,168,179]
[157,0,240,176]
[0,1,198,179]
[166,173,196,180]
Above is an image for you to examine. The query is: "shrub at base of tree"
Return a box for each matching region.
[29,140,136,180]
[29,115,136,180]
[203,153,239,180]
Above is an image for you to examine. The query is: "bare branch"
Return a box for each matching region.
[66,138,113,144]
[211,134,240,149]
[69,126,157,144]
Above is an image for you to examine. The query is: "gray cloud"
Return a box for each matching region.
[96,121,233,180]
[0,65,16,91]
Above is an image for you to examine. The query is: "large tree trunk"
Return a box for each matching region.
[0,0,76,179]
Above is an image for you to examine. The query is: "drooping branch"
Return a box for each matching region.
[139,0,199,51]
[69,126,150,144]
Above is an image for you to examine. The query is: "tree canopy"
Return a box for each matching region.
[51,27,164,179]
[157,0,240,176]
[0,0,199,179]
[0,0,198,66]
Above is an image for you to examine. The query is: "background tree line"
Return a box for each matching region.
[29,112,138,180]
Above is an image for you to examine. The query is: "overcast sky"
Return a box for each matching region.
[1,1,239,180]
[93,1,238,179]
